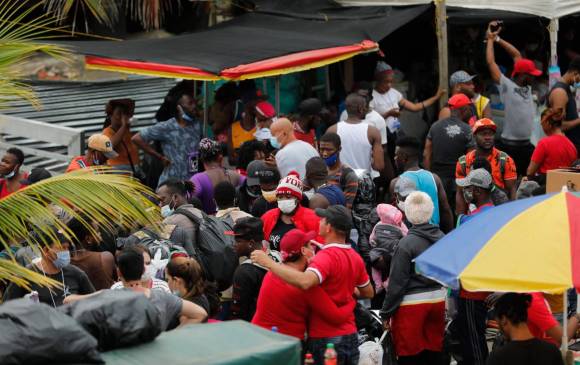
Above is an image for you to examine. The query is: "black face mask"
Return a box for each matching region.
[246,185,261,198]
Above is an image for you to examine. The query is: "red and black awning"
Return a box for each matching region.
[69,4,429,81]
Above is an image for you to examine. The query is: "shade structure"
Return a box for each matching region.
[415,191,580,294]
[66,3,430,81]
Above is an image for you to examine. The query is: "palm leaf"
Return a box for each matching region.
[43,0,120,32]
[0,168,162,289]
[0,0,72,109]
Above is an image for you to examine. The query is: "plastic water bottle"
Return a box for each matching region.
[304,353,315,365]
[324,343,337,365]
[271,326,278,333]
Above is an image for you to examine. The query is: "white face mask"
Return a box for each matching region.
[160,204,173,218]
[278,199,297,214]
[397,200,406,213]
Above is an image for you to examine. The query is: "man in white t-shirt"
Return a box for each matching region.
[270,118,319,178]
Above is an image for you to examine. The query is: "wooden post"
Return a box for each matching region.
[435,0,449,109]
[324,66,331,101]
[549,18,559,67]
[203,81,209,137]
[344,59,354,94]
[275,76,281,114]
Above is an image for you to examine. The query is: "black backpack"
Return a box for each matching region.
[174,208,238,291]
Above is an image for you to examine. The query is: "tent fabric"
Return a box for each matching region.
[69,4,430,80]
[337,0,580,19]
[101,321,301,365]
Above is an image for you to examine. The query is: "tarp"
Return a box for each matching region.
[101,321,301,365]
[68,3,430,80]
[337,0,580,19]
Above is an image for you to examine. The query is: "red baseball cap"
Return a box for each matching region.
[472,118,497,134]
[255,101,276,118]
[511,58,542,77]
[447,93,472,110]
[280,229,316,262]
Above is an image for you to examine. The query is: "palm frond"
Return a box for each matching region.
[43,0,120,32]
[0,259,59,291]
[0,0,72,110]
[0,168,162,287]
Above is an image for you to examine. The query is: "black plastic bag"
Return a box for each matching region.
[0,299,103,364]
[59,290,162,351]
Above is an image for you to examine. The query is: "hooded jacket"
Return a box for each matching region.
[380,223,444,320]
[261,205,323,244]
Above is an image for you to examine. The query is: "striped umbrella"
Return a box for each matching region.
[415,190,580,294]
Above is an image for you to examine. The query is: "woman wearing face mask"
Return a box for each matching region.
[3,231,95,307]
[526,108,578,184]
[166,256,219,321]
[261,171,323,252]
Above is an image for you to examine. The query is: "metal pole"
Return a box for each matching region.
[275,76,281,114]
[324,66,331,101]
[203,81,209,137]
[563,291,568,352]
[193,80,198,99]
[435,0,449,109]
[262,79,267,95]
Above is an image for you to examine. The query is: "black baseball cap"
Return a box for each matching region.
[247,160,280,185]
[315,205,352,232]
[225,216,264,241]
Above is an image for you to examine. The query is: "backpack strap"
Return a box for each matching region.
[174,207,204,226]
[458,155,467,177]
[498,151,508,177]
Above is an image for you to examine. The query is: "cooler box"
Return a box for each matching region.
[546,169,580,193]
[102,320,301,365]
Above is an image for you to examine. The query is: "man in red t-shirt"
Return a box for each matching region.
[252,205,373,365]
[251,229,354,339]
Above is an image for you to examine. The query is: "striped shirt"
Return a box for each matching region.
[328,165,359,209]
[110,279,171,293]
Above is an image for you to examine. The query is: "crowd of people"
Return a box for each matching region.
[2,21,580,365]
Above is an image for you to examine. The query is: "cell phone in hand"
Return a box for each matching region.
[490,20,503,32]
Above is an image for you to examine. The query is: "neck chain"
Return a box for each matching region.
[38,260,65,308]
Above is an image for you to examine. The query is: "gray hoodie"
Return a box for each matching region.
[380,223,444,320]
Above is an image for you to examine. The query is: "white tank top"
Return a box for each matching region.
[337,121,372,172]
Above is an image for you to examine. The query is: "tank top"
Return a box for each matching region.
[401,169,440,226]
[231,121,256,149]
[336,121,372,172]
[550,81,580,146]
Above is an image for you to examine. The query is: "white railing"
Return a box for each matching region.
[0,114,82,162]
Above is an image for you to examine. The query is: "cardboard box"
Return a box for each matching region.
[546,169,580,193]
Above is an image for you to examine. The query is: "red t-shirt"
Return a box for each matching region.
[251,272,354,340]
[531,135,578,174]
[306,243,370,338]
[0,175,29,199]
[527,292,559,345]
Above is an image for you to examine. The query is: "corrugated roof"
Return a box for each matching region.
[1,77,177,172]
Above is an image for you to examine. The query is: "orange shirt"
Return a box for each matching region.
[455,148,517,189]
[66,156,91,173]
[102,127,139,167]
[231,121,256,149]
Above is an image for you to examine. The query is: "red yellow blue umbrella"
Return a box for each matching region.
[415,190,580,294]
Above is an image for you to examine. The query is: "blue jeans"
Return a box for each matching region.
[307,333,359,365]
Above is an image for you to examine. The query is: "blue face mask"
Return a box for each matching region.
[574,82,580,90]
[269,136,281,149]
[324,153,338,167]
[53,250,70,270]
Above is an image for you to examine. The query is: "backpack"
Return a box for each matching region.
[458,152,509,206]
[174,208,238,292]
